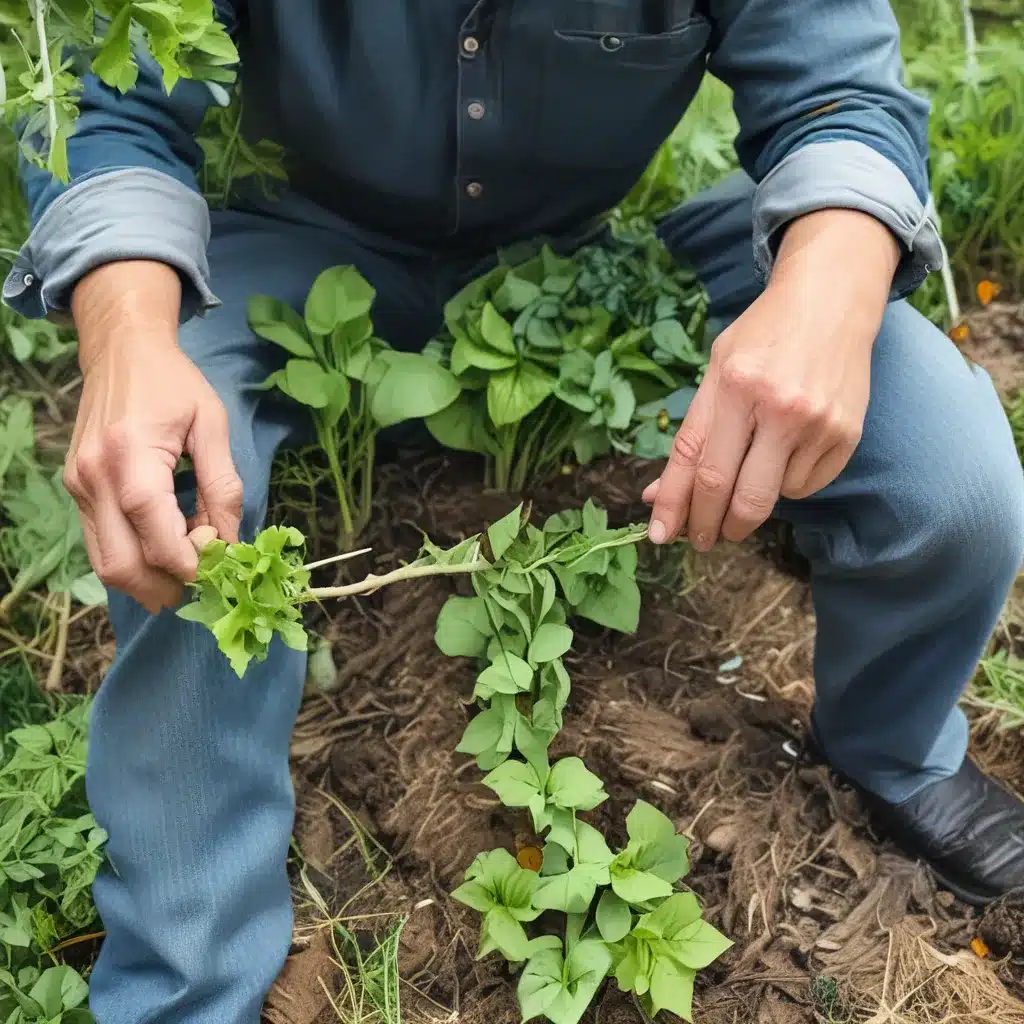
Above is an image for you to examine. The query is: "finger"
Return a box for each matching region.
[685,383,755,552]
[118,455,198,581]
[783,438,858,500]
[642,478,660,505]
[189,402,243,544]
[188,525,219,554]
[720,423,792,543]
[648,380,716,543]
[92,497,183,614]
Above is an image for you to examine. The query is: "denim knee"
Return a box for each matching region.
[891,374,1024,590]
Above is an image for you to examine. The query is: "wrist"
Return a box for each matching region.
[73,260,182,372]
[771,208,900,308]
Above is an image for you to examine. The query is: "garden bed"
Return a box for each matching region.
[262,296,1024,1024]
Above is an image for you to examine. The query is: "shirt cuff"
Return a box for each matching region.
[2,168,219,325]
[752,139,946,301]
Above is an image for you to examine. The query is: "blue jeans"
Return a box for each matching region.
[85,180,1024,1023]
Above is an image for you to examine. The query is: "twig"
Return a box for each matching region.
[45,589,71,691]
[303,546,372,571]
[308,558,491,600]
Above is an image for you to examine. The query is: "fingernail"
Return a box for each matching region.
[648,520,667,544]
[694,532,710,551]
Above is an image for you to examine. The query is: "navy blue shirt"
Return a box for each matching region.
[5,0,944,322]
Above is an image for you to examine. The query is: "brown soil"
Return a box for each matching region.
[270,427,1024,1023]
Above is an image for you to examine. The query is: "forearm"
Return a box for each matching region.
[73,261,181,372]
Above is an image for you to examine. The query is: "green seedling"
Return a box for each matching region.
[248,265,459,547]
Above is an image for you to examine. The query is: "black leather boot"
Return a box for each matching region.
[798,735,1024,906]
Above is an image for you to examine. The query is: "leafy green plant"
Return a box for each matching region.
[426,239,708,490]
[438,503,729,1023]
[247,265,459,547]
[0,398,102,618]
[0,1,238,180]
[965,649,1024,730]
[0,697,101,1024]
[177,503,729,1021]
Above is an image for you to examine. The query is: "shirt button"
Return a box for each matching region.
[467,102,485,120]
[462,35,479,55]
[466,181,483,198]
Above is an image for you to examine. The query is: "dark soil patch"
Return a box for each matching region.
[270,451,1024,1024]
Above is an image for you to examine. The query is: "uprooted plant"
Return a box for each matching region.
[177,503,731,1021]
[247,265,460,548]
[424,238,709,491]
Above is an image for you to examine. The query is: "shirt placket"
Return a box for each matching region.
[453,1,497,236]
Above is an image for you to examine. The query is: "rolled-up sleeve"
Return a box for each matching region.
[707,0,944,299]
[3,1,240,324]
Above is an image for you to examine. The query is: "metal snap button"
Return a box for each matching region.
[466,181,483,198]
[23,273,34,287]
[462,35,479,55]
[467,102,485,120]
[600,34,623,52]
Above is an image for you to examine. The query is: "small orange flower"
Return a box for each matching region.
[517,846,543,872]
[949,323,970,344]
[971,936,990,959]
[976,280,1001,306]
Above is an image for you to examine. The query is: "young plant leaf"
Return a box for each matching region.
[527,623,573,664]
[305,265,376,335]
[595,889,632,943]
[247,295,314,357]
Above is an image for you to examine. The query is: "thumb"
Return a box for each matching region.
[188,400,243,544]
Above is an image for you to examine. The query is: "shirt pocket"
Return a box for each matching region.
[527,15,712,169]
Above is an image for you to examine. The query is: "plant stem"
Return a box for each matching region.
[32,0,58,151]
[303,546,372,571]
[322,427,354,548]
[308,557,491,600]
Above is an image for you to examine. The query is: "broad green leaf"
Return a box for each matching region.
[667,918,733,970]
[626,800,676,844]
[532,864,603,914]
[488,363,556,428]
[494,271,542,312]
[480,301,516,354]
[518,946,566,1022]
[426,393,497,455]
[436,596,492,657]
[91,4,138,92]
[305,265,376,335]
[648,959,696,1021]
[595,889,632,943]
[480,906,531,962]
[609,866,673,904]
[370,352,461,427]
[650,319,693,362]
[488,504,525,560]
[582,500,608,535]
[574,574,640,634]
[527,623,573,664]
[452,335,519,373]
[458,705,506,756]
[277,358,332,408]
[247,295,314,356]
[482,759,544,807]
[546,757,607,811]
[476,652,534,695]
[451,879,495,913]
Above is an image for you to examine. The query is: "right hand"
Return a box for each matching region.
[65,261,243,614]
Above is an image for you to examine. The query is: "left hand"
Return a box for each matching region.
[644,209,900,551]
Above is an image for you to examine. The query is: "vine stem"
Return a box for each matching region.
[307,557,491,600]
[32,0,59,150]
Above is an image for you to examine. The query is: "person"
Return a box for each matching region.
[5,2,1023,1021]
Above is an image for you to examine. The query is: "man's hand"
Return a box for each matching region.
[645,209,900,551]
[65,261,242,614]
